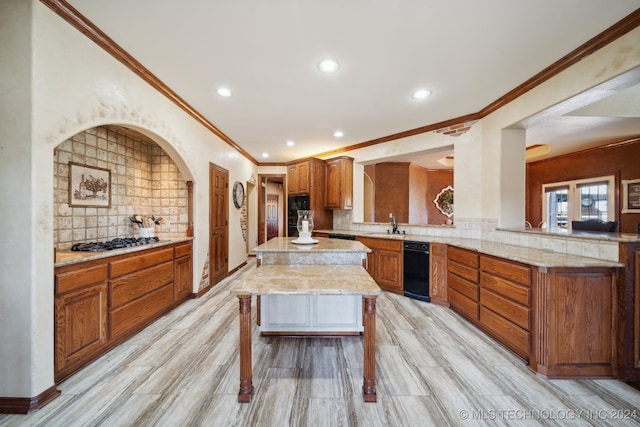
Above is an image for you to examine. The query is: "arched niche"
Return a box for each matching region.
[53,124,194,250]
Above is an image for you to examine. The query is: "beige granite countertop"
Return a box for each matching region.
[232,264,381,296]
[252,237,371,253]
[497,227,640,243]
[315,229,623,268]
[54,237,194,267]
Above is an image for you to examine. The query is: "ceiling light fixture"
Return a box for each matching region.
[333,130,344,138]
[411,89,432,100]
[262,153,269,158]
[286,140,295,147]
[318,59,340,74]
[217,87,232,98]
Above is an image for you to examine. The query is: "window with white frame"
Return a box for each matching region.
[542,175,615,229]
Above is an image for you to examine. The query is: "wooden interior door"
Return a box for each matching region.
[266,194,279,240]
[209,163,228,286]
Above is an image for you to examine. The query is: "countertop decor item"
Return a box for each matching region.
[293,210,317,244]
[68,162,111,208]
[129,215,163,237]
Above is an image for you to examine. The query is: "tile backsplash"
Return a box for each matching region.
[54,126,188,250]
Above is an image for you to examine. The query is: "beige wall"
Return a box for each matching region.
[0,0,257,398]
[336,26,640,255]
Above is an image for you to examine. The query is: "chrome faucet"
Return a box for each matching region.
[389,213,398,234]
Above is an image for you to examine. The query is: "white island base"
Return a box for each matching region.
[260,294,363,335]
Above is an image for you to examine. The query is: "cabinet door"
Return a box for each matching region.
[288,164,299,194]
[175,255,192,301]
[325,160,341,208]
[55,283,108,380]
[325,157,353,209]
[376,249,403,293]
[430,243,448,306]
[297,162,310,193]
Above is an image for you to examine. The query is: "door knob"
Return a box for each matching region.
[212,231,218,235]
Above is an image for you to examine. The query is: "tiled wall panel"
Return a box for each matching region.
[54,126,188,249]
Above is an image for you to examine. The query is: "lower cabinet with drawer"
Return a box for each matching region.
[479,255,531,361]
[54,241,193,382]
[447,246,479,322]
[444,244,617,377]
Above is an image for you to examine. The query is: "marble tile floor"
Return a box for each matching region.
[2,261,640,427]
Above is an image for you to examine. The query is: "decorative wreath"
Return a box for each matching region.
[434,186,454,217]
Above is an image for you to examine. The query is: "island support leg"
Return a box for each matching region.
[362,295,377,402]
[238,295,254,402]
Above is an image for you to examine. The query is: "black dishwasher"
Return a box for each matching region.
[403,241,430,302]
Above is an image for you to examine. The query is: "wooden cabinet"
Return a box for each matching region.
[429,243,448,306]
[54,241,193,382]
[531,266,617,377]
[447,246,533,360]
[54,262,109,382]
[616,242,640,383]
[287,158,332,231]
[325,156,353,210]
[109,249,175,340]
[479,255,531,361]
[287,161,310,195]
[442,243,617,376]
[447,246,479,322]
[174,242,193,301]
[357,236,403,294]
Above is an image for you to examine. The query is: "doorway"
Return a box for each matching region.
[266,194,279,240]
[257,174,286,244]
[209,163,229,286]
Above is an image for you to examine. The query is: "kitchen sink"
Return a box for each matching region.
[364,231,405,238]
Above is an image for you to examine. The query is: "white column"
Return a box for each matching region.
[499,129,526,228]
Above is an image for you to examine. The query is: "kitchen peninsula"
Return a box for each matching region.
[316,228,633,380]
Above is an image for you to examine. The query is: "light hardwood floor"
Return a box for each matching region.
[2,261,640,426]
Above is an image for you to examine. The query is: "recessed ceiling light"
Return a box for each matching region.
[333,130,344,138]
[262,153,269,158]
[217,87,232,97]
[286,140,295,147]
[318,59,340,74]
[411,89,432,100]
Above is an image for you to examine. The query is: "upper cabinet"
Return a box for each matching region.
[325,156,353,210]
[287,158,332,230]
[287,161,310,195]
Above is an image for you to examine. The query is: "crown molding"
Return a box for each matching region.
[40,1,640,166]
[39,0,258,165]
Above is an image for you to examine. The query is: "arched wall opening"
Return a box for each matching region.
[53,124,194,250]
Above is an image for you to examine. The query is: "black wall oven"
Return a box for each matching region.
[287,195,309,237]
[403,241,430,302]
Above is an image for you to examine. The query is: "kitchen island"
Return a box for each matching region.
[252,237,372,334]
[232,264,381,403]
